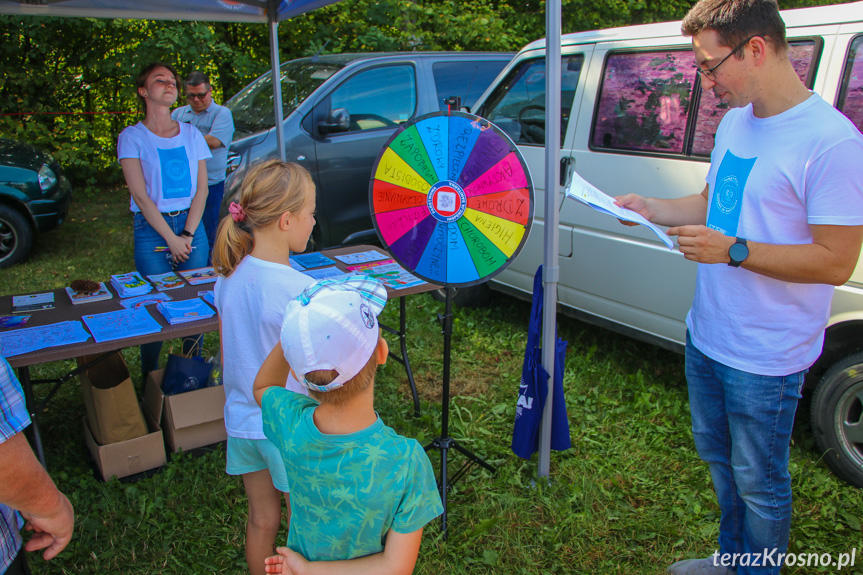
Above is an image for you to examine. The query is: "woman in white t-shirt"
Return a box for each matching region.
[117,62,211,376]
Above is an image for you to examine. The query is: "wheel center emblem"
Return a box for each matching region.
[427,181,467,223]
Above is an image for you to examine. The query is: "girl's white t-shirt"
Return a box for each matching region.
[215,256,314,439]
[688,94,863,376]
[117,121,211,213]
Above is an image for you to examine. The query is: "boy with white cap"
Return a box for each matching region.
[253,276,443,574]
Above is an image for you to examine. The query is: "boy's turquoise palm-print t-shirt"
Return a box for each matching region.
[262,387,443,561]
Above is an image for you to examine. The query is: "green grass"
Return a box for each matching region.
[3,186,862,574]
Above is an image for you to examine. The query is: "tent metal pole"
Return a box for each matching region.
[268,0,287,162]
[538,0,562,479]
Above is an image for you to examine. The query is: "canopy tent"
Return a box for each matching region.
[0,0,341,23]
[0,0,565,479]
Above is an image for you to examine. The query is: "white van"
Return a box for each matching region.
[462,2,863,487]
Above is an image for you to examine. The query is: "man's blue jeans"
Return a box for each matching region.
[685,332,805,575]
[133,211,208,373]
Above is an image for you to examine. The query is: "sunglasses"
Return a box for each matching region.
[694,35,756,82]
[186,89,210,100]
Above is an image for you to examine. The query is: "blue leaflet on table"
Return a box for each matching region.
[356,262,426,289]
[118,292,172,309]
[334,250,389,265]
[302,267,350,280]
[0,315,31,329]
[110,271,153,298]
[0,321,91,357]
[82,308,163,343]
[197,291,216,307]
[156,298,216,325]
[290,253,335,269]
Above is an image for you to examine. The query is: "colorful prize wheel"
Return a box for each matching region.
[370,111,534,287]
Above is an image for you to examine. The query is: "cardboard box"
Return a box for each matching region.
[144,370,227,452]
[83,408,166,481]
[78,353,148,445]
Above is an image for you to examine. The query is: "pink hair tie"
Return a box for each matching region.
[228,202,246,223]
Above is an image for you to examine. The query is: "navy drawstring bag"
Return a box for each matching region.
[512,265,571,459]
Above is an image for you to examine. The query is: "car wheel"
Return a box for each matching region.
[0,204,34,269]
[810,351,863,488]
[429,283,491,307]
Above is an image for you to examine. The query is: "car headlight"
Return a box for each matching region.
[38,164,57,191]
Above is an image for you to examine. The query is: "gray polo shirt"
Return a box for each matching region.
[172,101,235,185]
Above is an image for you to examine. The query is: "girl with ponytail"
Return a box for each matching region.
[212,159,316,575]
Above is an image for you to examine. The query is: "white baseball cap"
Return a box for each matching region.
[280,276,388,392]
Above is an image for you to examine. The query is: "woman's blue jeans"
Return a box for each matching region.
[133,211,208,374]
[685,332,805,575]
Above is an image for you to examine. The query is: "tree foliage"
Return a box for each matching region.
[0,0,850,185]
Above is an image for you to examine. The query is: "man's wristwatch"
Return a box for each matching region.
[728,237,749,267]
[180,230,194,238]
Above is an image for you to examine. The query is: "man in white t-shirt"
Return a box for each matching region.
[616,1,863,574]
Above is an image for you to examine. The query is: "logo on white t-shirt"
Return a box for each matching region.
[715,175,741,215]
[707,150,756,237]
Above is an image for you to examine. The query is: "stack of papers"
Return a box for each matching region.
[347,259,426,290]
[179,267,217,285]
[12,292,55,313]
[156,298,216,325]
[198,290,216,307]
[0,321,91,357]
[147,272,185,291]
[301,267,350,280]
[290,253,335,269]
[65,283,113,305]
[111,271,153,298]
[82,308,162,344]
[119,292,172,309]
[334,250,389,265]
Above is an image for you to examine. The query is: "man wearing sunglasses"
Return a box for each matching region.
[172,71,235,264]
[616,1,863,574]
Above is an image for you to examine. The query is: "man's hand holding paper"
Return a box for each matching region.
[564,172,674,250]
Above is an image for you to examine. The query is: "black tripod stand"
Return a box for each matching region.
[425,285,496,536]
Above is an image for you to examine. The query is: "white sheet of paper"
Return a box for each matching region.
[302,266,349,280]
[334,250,388,265]
[565,171,674,250]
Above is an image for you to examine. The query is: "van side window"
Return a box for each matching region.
[592,50,696,154]
[433,60,508,111]
[330,65,417,132]
[478,55,584,147]
[837,36,863,133]
[691,40,818,156]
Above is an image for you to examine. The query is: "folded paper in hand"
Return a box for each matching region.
[564,172,674,250]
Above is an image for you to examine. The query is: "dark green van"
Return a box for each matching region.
[0,138,72,268]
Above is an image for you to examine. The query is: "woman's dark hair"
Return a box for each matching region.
[134,62,180,115]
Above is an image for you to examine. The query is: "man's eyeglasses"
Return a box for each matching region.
[694,35,756,82]
[186,89,211,100]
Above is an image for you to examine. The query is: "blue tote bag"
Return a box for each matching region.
[512,266,571,459]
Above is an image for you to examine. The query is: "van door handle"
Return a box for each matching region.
[560,157,571,186]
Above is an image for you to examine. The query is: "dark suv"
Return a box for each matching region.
[0,139,72,268]
[223,52,512,249]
